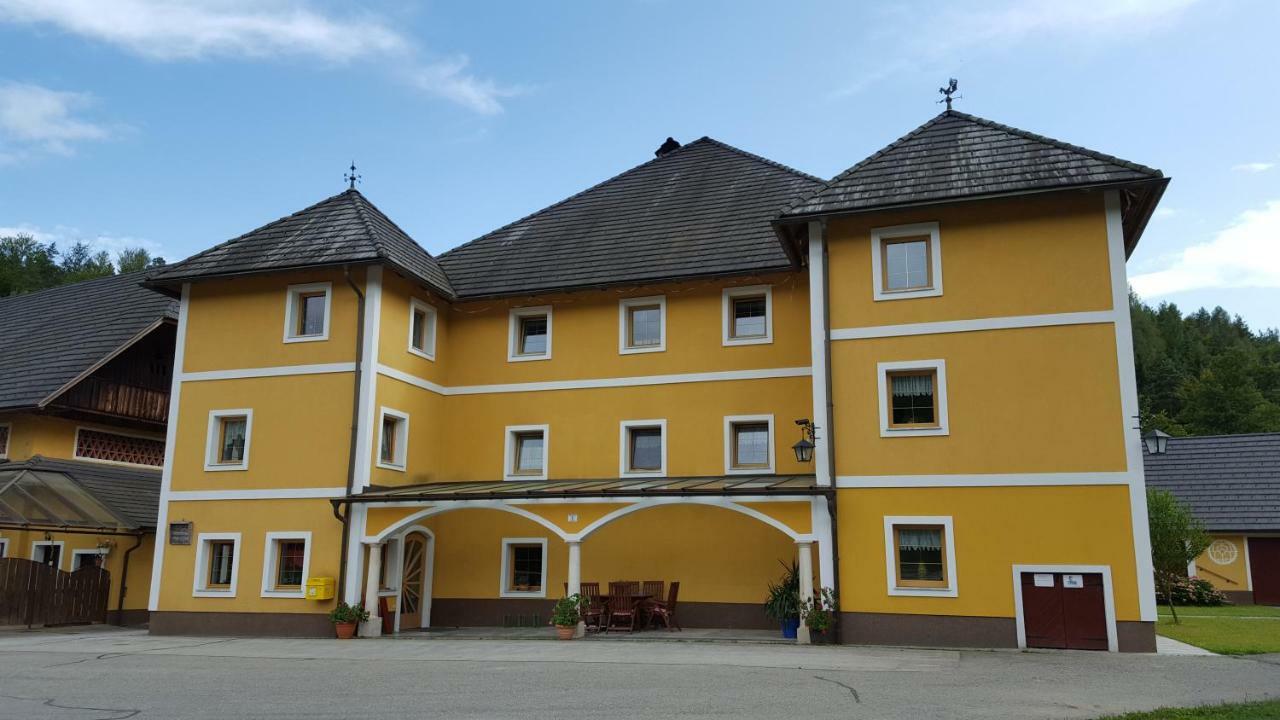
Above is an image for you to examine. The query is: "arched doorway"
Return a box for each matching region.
[397,529,433,631]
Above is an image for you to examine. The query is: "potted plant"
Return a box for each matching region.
[329,601,370,639]
[551,593,585,640]
[763,561,801,639]
[800,587,838,644]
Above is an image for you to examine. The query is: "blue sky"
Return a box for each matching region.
[1,1,1278,329]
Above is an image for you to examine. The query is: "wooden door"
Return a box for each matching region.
[399,534,427,629]
[1021,572,1108,651]
[1248,538,1280,605]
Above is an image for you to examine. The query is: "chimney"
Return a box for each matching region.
[654,137,681,158]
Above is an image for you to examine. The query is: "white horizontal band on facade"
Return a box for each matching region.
[830,310,1117,341]
[180,362,357,383]
[377,363,813,396]
[167,487,348,501]
[835,472,1131,488]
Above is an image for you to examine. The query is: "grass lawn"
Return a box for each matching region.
[1098,700,1280,719]
[1156,606,1280,654]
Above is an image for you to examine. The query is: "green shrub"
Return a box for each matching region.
[1154,573,1228,606]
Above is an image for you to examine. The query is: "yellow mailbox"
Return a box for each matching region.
[305,577,335,600]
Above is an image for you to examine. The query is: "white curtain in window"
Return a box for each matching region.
[897,527,942,550]
[891,374,933,397]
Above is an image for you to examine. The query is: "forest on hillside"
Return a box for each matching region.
[1131,293,1280,436]
[0,233,163,297]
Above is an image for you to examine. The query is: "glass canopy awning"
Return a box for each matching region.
[346,474,825,503]
[0,468,136,531]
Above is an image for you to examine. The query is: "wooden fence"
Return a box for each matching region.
[0,558,111,627]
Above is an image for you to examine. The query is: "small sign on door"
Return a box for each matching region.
[1063,574,1084,589]
[1033,573,1055,587]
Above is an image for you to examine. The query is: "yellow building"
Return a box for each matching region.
[141,110,1167,651]
[1144,433,1280,605]
[0,271,176,625]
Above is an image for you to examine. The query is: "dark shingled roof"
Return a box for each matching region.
[1144,433,1280,533]
[145,189,454,297]
[0,455,161,529]
[0,272,177,411]
[437,137,824,298]
[781,110,1163,220]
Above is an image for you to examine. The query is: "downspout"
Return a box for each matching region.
[337,265,366,601]
[817,227,844,644]
[114,531,146,625]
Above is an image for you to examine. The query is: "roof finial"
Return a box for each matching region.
[938,78,960,111]
[344,161,362,190]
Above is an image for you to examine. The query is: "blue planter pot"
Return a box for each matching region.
[781,618,800,639]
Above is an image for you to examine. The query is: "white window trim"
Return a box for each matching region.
[499,537,548,598]
[507,306,553,362]
[723,414,775,475]
[877,359,949,437]
[0,421,10,459]
[0,537,8,557]
[722,285,773,346]
[1012,563,1118,652]
[619,419,668,478]
[31,540,66,570]
[283,282,333,343]
[72,425,165,469]
[618,295,667,354]
[376,407,410,471]
[871,222,943,301]
[193,532,242,597]
[407,298,438,361]
[204,409,253,471]
[883,516,957,598]
[260,531,312,598]
[71,548,109,571]
[504,424,550,481]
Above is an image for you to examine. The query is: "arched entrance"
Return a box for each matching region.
[394,527,434,632]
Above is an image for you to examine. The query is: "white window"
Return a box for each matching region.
[508,306,552,361]
[0,422,9,459]
[193,532,241,597]
[499,537,547,598]
[283,282,332,342]
[31,541,64,569]
[724,415,774,474]
[204,409,253,471]
[884,516,957,597]
[870,222,943,301]
[408,298,438,360]
[261,532,311,598]
[619,296,666,354]
[722,285,773,346]
[877,360,949,437]
[377,408,410,470]
[0,538,8,557]
[620,419,667,477]
[504,425,549,481]
[71,548,108,571]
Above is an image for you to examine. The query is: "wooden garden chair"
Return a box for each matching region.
[606,581,638,632]
[648,581,681,631]
[639,580,665,628]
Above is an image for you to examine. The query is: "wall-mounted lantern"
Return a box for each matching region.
[792,418,817,463]
[1143,429,1171,455]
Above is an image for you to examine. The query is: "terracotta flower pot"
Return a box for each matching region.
[335,621,358,639]
[555,625,576,640]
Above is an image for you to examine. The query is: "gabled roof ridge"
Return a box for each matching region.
[781,112,953,214]
[439,138,715,260]
[946,110,1163,178]
[1163,431,1280,442]
[698,137,825,184]
[146,189,354,281]
[346,189,387,258]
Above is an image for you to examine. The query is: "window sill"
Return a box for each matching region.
[408,347,436,361]
[261,589,305,599]
[620,344,665,355]
[283,334,329,344]
[193,589,236,598]
[203,463,249,472]
[880,426,948,438]
[873,287,942,302]
[376,461,407,472]
[504,474,548,482]
[500,588,547,599]
[507,353,550,363]
[888,585,957,598]
[726,466,774,476]
[722,335,772,347]
[621,470,666,479]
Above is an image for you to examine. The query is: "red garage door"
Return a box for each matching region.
[1248,538,1280,605]
[1021,572,1109,651]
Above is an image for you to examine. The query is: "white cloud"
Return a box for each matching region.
[1130,200,1280,297]
[831,0,1199,99]
[1233,162,1275,173]
[1153,207,1179,219]
[0,0,519,114]
[0,81,109,157]
[0,223,165,260]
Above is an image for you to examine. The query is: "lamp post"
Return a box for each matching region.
[792,419,817,463]
[1143,429,1171,455]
